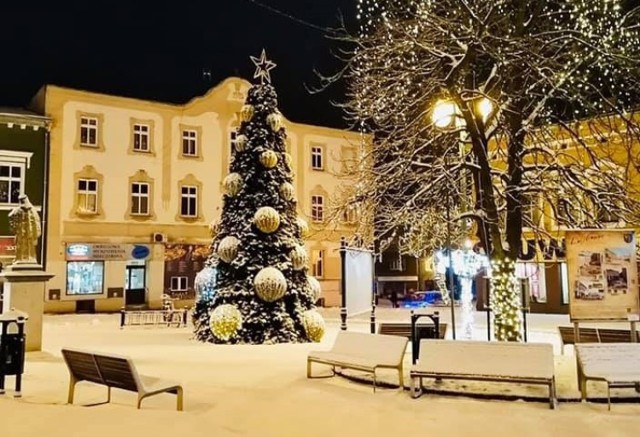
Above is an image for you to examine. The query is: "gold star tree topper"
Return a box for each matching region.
[250,49,277,84]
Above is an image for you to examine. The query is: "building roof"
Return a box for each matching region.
[0,106,50,127]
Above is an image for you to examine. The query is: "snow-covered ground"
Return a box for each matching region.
[1,309,639,437]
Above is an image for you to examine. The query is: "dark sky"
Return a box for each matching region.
[0,1,355,128]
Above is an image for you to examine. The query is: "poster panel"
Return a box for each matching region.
[566,230,640,321]
[344,248,374,317]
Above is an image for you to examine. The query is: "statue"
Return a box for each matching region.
[8,195,42,265]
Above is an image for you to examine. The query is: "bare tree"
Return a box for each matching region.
[331,0,640,341]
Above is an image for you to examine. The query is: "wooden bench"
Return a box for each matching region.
[410,340,557,409]
[576,343,640,410]
[558,326,639,354]
[307,331,409,392]
[378,323,447,340]
[62,348,184,411]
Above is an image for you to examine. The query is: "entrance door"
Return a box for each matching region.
[125,265,146,306]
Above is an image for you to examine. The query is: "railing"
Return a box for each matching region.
[120,307,189,329]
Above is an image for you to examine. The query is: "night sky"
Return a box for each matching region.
[0,1,355,128]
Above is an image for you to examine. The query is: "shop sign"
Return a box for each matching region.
[66,243,152,261]
[0,236,16,257]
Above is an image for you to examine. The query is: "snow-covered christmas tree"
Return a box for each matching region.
[193,51,325,344]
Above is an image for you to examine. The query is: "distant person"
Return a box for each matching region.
[390,289,399,308]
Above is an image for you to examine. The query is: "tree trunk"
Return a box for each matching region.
[490,255,522,342]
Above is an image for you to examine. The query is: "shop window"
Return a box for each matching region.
[66,261,104,295]
[171,276,188,291]
[311,195,324,222]
[131,182,150,215]
[312,250,324,278]
[77,178,98,214]
[182,130,198,157]
[80,117,98,147]
[180,185,198,217]
[516,262,547,303]
[0,164,23,205]
[133,124,150,152]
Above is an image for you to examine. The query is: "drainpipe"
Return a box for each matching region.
[40,124,50,269]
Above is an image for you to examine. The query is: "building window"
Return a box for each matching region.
[311,195,324,222]
[181,185,198,217]
[77,179,98,214]
[66,261,104,295]
[0,164,23,205]
[516,262,547,303]
[131,182,150,215]
[311,146,323,170]
[80,117,98,147]
[133,124,150,152]
[182,130,198,157]
[170,276,188,291]
[312,250,324,278]
[390,257,404,272]
[343,205,357,224]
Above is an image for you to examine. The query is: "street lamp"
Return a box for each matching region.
[431,97,493,340]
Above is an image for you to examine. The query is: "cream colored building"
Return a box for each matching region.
[30,77,360,313]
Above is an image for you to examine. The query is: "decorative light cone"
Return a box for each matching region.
[254,267,287,302]
[296,217,310,238]
[235,134,248,152]
[254,206,280,233]
[218,236,240,263]
[302,310,325,342]
[260,150,278,169]
[223,173,243,197]
[267,112,284,132]
[307,275,322,302]
[209,304,242,341]
[240,104,254,122]
[279,182,295,201]
[290,245,308,270]
[194,266,216,300]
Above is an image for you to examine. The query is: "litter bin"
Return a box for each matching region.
[410,311,440,364]
[0,309,28,398]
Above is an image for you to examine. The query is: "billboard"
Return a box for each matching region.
[566,230,640,321]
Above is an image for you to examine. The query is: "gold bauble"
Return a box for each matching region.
[235,134,248,152]
[279,182,295,201]
[290,245,308,270]
[267,112,284,132]
[254,267,287,302]
[218,236,240,263]
[307,275,322,302]
[260,150,278,169]
[223,173,243,197]
[209,304,242,341]
[240,105,255,122]
[284,153,293,171]
[296,217,310,238]
[302,310,325,342]
[254,206,280,234]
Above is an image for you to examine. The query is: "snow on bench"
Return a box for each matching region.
[410,340,557,409]
[575,343,640,410]
[307,331,408,392]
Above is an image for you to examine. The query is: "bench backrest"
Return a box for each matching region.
[416,340,554,379]
[93,354,140,392]
[62,348,104,385]
[558,326,599,344]
[596,328,637,343]
[331,331,408,365]
[378,323,448,340]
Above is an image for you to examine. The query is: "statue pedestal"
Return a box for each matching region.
[0,265,54,352]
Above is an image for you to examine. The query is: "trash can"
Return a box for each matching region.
[410,311,440,364]
[0,309,28,398]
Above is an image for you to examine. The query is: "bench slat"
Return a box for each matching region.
[93,355,138,392]
[61,349,104,385]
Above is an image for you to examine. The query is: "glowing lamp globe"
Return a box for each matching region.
[254,267,287,302]
[267,112,284,132]
[296,217,310,238]
[290,245,308,270]
[283,153,293,171]
[302,310,325,342]
[194,266,216,300]
[235,134,248,152]
[240,104,255,122]
[223,173,243,197]
[307,275,322,302]
[209,304,242,341]
[254,206,280,234]
[217,236,240,263]
[279,182,295,201]
[260,150,278,169]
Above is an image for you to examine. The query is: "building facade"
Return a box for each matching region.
[30,78,359,313]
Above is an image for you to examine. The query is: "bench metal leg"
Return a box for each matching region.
[549,378,557,410]
[67,377,77,405]
[176,387,184,411]
[398,364,404,389]
[372,370,377,393]
[409,376,422,399]
[107,386,111,403]
[607,384,611,411]
[0,374,5,395]
[306,359,312,378]
[580,377,587,402]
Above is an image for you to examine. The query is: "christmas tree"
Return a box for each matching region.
[193,51,325,344]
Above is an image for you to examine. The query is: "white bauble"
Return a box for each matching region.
[235,134,248,152]
[218,236,240,263]
[260,150,278,169]
[307,275,322,302]
[267,112,284,132]
[279,182,295,201]
[223,173,243,197]
[254,267,287,302]
[290,245,308,270]
[254,206,280,234]
[209,304,242,341]
[284,153,293,171]
[240,105,254,122]
[296,217,310,238]
[194,266,216,300]
[302,310,325,342]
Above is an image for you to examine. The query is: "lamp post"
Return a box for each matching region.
[431,97,492,341]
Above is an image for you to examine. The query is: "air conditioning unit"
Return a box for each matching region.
[152,232,168,243]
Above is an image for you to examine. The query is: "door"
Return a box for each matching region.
[125,265,146,305]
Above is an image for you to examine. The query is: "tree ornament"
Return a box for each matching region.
[267,112,284,132]
[223,173,243,197]
[279,182,295,201]
[260,150,278,169]
[194,266,216,300]
[209,304,242,341]
[235,134,248,152]
[254,267,287,302]
[302,310,325,342]
[307,275,322,302]
[284,153,293,171]
[290,245,308,270]
[297,217,310,238]
[254,206,280,234]
[218,236,240,263]
[208,219,221,238]
[240,104,254,122]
